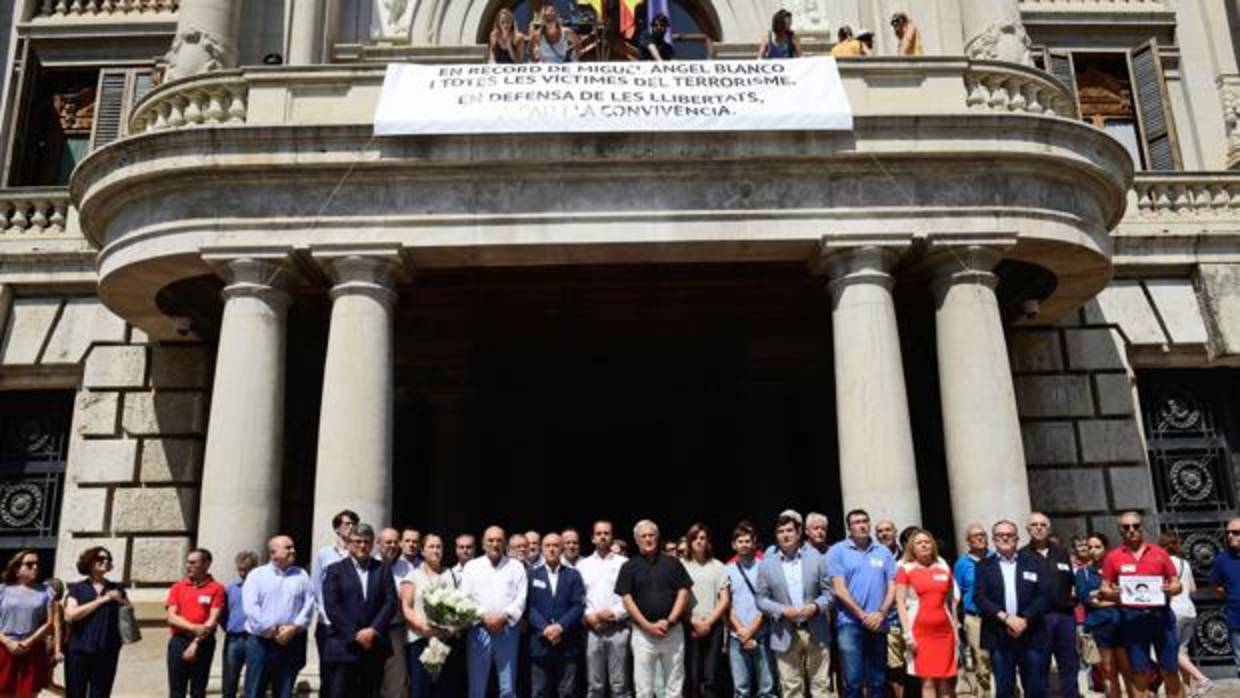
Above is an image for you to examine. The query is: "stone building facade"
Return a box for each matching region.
[0,0,1236,685]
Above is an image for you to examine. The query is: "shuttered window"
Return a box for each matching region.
[1130,40,1181,171]
[89,68,156,151]
[1047,51,1079,118]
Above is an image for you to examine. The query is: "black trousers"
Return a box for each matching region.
[65,647,121,698]
[167,634,217,698]
[324,651,386,698]
[684,623,724,698]
[531,652,580,698]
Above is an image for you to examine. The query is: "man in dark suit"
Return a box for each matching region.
[321,523,396,698]
[527,532,587,698]
[974,519,1050,698]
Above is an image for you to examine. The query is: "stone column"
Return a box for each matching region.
[825,246,921,525]
[287,0,334,65]
[165,0,244,81]
[959,0,1032,66]
[932,246,1031,544]
[197,256,295,560]
[311,252,402,556]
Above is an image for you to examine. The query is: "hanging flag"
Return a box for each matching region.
[619,0,641,39]
[576,0,602,25]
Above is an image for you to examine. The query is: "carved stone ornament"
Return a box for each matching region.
[164,29,231,81]
[371,0,416,42]
[964,20,1032,66]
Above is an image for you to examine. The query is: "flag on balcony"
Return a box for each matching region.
[620,0,641,38]
[577,0,602,24]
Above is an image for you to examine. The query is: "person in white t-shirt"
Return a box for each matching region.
[1159,532,1213,697]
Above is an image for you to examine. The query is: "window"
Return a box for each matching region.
[8,51,154,187]
[1036,40,1181,171]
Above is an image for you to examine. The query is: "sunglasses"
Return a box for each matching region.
[1120,524,1142,531]
[97,556,112,563]
[21,561,37,568]
[1227,530,1240,536]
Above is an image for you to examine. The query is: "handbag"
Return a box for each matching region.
[118,604,142,644]
[1078,629,1102,666]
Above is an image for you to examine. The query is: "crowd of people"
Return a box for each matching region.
[3,507,1240,697]
[487,6,924,64]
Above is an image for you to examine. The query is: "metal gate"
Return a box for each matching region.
[0,390,73,557]
[1139,370,1240,669]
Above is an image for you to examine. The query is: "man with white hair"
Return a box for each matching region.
[616,520,693,698]
[806,513,830,555]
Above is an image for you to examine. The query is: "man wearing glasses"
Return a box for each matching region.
[1022,513,1080,698]
[1100,511,1183,698]
[973,520,1049,698]
[953,523,992,696]
[1209,516,1240,679]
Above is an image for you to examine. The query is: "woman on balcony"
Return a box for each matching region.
[757,10,799,59]
[489,8,527,64]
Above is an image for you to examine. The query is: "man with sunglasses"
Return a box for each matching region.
[1100,511,1183,698]
[1209,516,1240,679]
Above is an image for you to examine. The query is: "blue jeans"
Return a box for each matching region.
[1043,611,1079,698]
[837,623,886,698]
[726,636,777,697]
[990,639,1046,698]
[221,633,249,698]
[467,624,519,698]
[243,635,305,698]
[1231,628,1240,678]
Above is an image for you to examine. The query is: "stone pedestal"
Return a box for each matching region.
[959,0,1031,65]
[933,247,1031,543]
[197,257,294,560]
[165,0,243,81]
[311,253,401,555]
[826,246,921,525]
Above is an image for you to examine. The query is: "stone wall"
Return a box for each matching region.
[53,328,210,601]
[1009,301,1157,537]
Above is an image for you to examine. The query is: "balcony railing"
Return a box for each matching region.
[126,57,1081,136]
[0,188,73,237]
[1130,173,1240,220]
[32,0,177,18]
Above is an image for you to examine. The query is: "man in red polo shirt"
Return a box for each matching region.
[166,548,227,698]
[1099,511,1183,698]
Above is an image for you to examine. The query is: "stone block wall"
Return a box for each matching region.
[54,328,210,597]
[1009,302,1158,538]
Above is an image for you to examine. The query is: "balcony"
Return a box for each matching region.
[71,57,1132,337]
[1113,172,1240,267]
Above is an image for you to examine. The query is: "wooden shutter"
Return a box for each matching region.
[1130,39,1181,171]
[4,42,41,186]
[1046,50,1079,118]
[89,69,127,150]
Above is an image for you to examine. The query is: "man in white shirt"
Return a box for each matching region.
[462,525,529,698]
[576,520,633,698]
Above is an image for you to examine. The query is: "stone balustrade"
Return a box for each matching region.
[1019,0,1163,7]
[0,189,71,236]
[124,58,1079,138]
[965,60,1078,118]
[129,75,247,133]
[1132,174,1240,219]
[34,0,177,17]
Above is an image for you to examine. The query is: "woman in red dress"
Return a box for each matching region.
[895,529,959,697]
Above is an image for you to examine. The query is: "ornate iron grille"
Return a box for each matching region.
[1140,370,1240,670]
[0,392,72,548]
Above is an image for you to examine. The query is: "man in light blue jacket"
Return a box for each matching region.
[755,511,834,697]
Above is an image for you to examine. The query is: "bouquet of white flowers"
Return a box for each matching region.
[419,586,481,676]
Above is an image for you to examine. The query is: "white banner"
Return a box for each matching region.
[374,57,853,135]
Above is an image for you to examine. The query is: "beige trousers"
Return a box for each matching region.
[775,628,830,697]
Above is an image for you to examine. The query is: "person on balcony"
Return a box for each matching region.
[757,10,799,59]
[891,12,922,56]
[641,14,675,62]
[531,6,581,64]
[831,26,873,57]
[489,9,527,64]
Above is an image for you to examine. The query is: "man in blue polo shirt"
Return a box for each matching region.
[1210,516,1240,678]
[827,509,896,698]
[954,523,992,696]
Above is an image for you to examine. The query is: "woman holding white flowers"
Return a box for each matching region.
[401,534,459,697]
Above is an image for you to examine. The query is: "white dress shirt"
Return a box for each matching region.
[546,564,561,597]
[577,551,629,623]
[352,557,370,601]
[461,555,528,627]
[998,553,1019,616]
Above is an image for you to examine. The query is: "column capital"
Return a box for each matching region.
[202,249,299,306]
[820,245,905,297]
[313,247,408,307]
[926,244,1008,297]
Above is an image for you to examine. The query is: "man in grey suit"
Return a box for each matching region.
[756,512,834,697]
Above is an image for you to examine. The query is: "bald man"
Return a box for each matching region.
[241,536,315,698]
[462,526,529,698]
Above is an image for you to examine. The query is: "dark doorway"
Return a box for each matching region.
[390,263,840,553]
